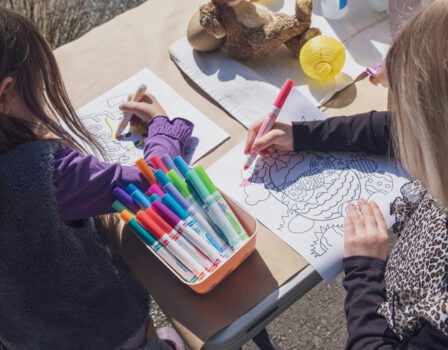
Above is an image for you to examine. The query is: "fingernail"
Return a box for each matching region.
[252,147,258,153]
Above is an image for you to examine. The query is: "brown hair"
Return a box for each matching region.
[386,0,448,206]
[0,7,104,157]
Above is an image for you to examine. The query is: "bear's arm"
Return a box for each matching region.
[199,2,226,39]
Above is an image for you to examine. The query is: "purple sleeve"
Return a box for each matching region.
[54,116,194,221]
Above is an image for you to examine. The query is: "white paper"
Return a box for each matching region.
[207,92,409,282]
[169,0,391,127]
[76,68,229,165]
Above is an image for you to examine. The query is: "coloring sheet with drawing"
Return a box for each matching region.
[76,68,229,165]
[207,90,410,282]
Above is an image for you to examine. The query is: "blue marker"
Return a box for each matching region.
[173,156,190,178]
[161,154,181,174]
[154,169,171,187]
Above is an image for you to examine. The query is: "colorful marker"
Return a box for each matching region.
[161,154,181,174]
[136,210,207,280]
[130,189,152,209]
[135,158,157,185]
[150,155,169,173]
[113,187,140,213]
[173,156,190,178]
[243,79,295,170]
[120,210,197,283]
[196,166,249,241]
[115,84,147,139]
[164,183,233,256]
[147,184,165,198]
[146,206,216,271]
[187,168,248,249]
[112,200,134,215]
[154,169,171,187]
[125,183,141,195]
[160,194,226,262]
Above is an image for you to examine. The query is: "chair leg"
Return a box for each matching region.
[252,328,280,350]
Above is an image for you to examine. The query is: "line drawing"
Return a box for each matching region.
[242,151,395,257]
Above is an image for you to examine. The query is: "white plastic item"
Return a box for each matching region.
[368,0,388,12]
[321,0,348,20]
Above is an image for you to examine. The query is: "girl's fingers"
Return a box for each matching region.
[344,216,355,237]
[370,201,388,233]
[358,198,376,230]
[244,119,263,154]
[348,203,364,231]
[252,130,281,154]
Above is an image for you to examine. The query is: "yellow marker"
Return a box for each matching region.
[299,35,346,81]
[115,84,147,139]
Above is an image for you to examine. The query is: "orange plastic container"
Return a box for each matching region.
[133,192,258,294]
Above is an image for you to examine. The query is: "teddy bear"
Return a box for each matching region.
[187,0,321,59]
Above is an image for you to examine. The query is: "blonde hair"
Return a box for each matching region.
[386,0,448,206]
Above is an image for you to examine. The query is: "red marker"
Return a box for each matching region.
[150,155,169,173]
[243,79,295,170]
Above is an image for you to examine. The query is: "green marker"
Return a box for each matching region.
[119,210,197,283]
[112,200,134,216]
[187,168,247,249]
[196,166,249,241]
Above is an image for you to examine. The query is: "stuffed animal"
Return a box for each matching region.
[187,0,321,59]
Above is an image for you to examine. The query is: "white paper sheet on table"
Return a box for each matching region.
[75,68,229,165]
[207,90,409,282]
[169,0,391,128]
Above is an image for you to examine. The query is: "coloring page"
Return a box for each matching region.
[76,68,229,165]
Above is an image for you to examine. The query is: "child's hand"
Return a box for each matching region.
[119,92,166,123]
[244,119,293,158]
[344,199,389,261]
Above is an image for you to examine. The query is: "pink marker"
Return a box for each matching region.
[146,206,218,272]
[147,184,165,198]
[152,199,223,268]
[243,79,295,170]
[150,155,169,173]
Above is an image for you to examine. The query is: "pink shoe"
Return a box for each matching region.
[156,327,186,350]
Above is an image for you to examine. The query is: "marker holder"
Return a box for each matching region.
[125,192,258,294]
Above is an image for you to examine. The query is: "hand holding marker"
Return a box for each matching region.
[115,84,147,139]
[244,79,295,170]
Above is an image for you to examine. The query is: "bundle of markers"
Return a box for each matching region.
[112,154,250,283]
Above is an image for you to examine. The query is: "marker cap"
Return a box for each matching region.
[112,200,130,214]
[162,193,189,221]
[150,155,169,173]
[136,210,165,240]
[186,169,210,201]
[112,187,140,213]
[163,183,190,210]
[131,190,152,209]
[119,210,134,223]
[126,183,140,195]
[173,156,190,178]
[135,158,157,185]
[154,169,171,187]
[274,79,295,109]
[167,169,191,197]
[148,184,165,198]
[151,200,181,228]
[149,193,162,202]
[195,166,217,194]
[145,206,174,233]
[161,154,180,174]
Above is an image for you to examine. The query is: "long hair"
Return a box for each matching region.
[386,0,448,206]
[0,7,104,157]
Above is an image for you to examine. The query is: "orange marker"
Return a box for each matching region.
[135,158,157,185]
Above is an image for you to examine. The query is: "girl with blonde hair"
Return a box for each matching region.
[246,0,448,347]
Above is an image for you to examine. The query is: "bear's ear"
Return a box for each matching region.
[199,2,227,39]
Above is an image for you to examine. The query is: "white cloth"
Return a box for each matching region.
[169,0,391,128]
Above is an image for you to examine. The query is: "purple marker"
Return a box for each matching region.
[161,154,181,174]
[163,183,190,209]
[147,184,165,198]
[151,201,221,271]
[112,187,140,213]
